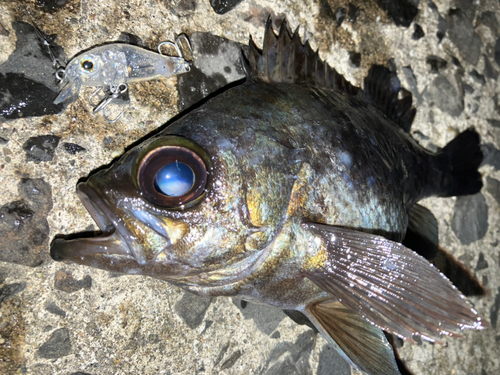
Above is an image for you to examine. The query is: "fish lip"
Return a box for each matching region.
[50,181,134,261]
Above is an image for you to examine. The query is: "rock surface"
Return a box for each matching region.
[0,1,499,375]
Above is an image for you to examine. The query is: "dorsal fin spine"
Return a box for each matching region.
[243,18,417,130]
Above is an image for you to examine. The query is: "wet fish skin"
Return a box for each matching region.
[51,20,485,375]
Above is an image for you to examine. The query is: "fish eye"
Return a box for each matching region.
[136,139,209,209]
[81,59,94,72]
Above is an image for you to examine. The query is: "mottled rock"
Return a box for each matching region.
[174,292,212,329]
[0,22,65,119]
[484,56,498,80]
[426,55,447,73]
[233,299,286,335]
[451,194,488,245]
[54,270,92,293]
[37,328,71,359]
[118,32,144,46]
[375,0,419,27]
[45,301,67,318]
[270,331,281,339]
[220,350,242,370]
[0,136,8,144]
[486,177,500,205]
[495,38,500,67]
[425,75,463,116]
[209,0,244,14]
[478,11,499,36]
[335,7,347,27]
[427,1,446,41]
[177,32,245,110]
[62,142,86,155]
[23,135,61,163]
[447,9,481,65]
[0,178,52,267]
[347,4,360,23]
[470,69,486,85]
[412,23,425,40]
[476,253,489,271]
[481,143,500,170]
[402,65,422,104]
[36,0,68,13]
[317,344,351,375]
[491,287,500,328]
[0,282,27,305]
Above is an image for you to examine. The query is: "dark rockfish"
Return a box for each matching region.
[51,20,485,374]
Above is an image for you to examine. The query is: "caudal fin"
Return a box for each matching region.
[439,129,483,197]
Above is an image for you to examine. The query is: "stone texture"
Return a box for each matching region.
[425,75,464,116]
[36,328,72,359]
[0,178,53,266]
[447,8,482,66]
[0,1,498,374]
[451,194,489,245]
[54,270,92,293]
[174,292,212,329]
[23,135,61,163]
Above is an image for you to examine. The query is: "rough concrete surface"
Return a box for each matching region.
[0,0,499,374]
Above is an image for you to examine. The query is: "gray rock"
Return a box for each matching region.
[62,142,86,155]
[210,0,244,15]
[490,287,500,328]
[412,23,425,40]
[478,11,499,36]
[174,292,212,329]
[451,194,488,245]
[23,135,61,164]
[470,69,486,85]
[425,75,464,117]
[45,301,67,318]
[36,328,72,359]
[495,38,500,66]
[486,177,500,205]
[402,65,422,104]
[476,253,489,271]
[317,344,351,375]
[484,56,499,80]
[481,143,500,170]
[0,282,27,305]
[54,270,92,293]
[0,178,52,267]
[426,55,447,73]
[220,350,242,370]
[447,9,482,65]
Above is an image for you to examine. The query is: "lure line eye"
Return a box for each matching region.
[154,161,195,197]
[137,144,208,208]
[81,59,94,71]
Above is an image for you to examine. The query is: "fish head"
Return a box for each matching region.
[51,107,301,287]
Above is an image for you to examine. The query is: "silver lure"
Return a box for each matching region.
[54,38,192,104]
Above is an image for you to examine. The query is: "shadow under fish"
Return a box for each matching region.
[51,18,487,375]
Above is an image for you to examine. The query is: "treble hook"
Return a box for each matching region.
[89,83,128,123]
[158,34,193,61]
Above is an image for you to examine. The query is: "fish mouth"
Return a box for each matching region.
[50,182,133,262]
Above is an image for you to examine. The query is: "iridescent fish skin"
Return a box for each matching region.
[51,20,486,375]
[54,43,191,104]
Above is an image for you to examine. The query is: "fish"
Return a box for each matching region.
[50,19,486,375]
[54,39,192,104]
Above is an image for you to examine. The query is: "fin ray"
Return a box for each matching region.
[302,223,484,343]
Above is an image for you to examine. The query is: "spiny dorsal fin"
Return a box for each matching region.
[244,18,359,95]
[243,18,417,131]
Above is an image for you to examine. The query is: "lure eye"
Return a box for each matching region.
[137,145,208,208]
[81,59,94,71]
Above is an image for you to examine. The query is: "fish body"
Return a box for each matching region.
[54,43,191,104]
[51,20,485,375]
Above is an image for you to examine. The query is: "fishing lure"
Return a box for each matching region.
[54,36,192,122]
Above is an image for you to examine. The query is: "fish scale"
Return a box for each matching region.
[51,18,485,375]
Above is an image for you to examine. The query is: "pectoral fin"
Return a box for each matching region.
[54,78,81,104]
[304,300,400,375]
[302,222,484,344]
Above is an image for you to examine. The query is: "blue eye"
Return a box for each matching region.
[154,161,194,197]
[138,142,209,209]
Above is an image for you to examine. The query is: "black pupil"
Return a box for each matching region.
[82,60,93,70]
